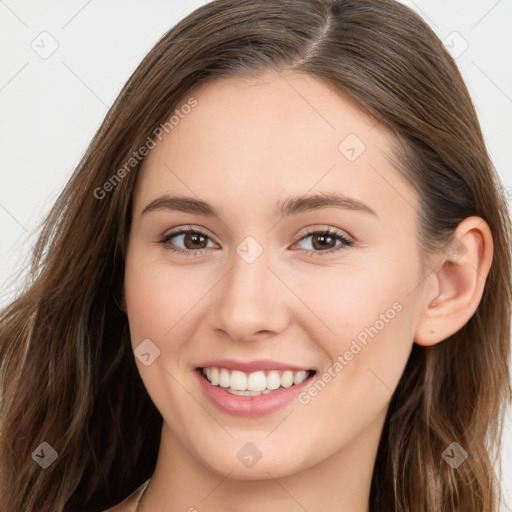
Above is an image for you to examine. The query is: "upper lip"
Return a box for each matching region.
[196,359,314,373]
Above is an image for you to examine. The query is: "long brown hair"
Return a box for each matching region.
[1,0,510,510]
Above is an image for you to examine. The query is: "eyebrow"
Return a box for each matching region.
[141,192,378,219]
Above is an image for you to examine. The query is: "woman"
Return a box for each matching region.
[0,0,510,511]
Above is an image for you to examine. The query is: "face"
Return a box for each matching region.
[124,70,429,480]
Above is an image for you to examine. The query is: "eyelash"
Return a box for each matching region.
[158,226,353,258]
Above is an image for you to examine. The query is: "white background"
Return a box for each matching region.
[0,0,511,508]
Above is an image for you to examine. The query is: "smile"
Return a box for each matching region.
[195,364,317,417]
[201,367,313,395]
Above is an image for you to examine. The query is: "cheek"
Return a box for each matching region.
[124,269,169,345]
[296,260,419,397]
[123,256,201,425]
[296,262,414,343]
[123,254,206,346]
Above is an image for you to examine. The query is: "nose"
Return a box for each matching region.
[207,244,290,342]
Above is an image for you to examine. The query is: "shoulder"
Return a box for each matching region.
[102,480,149,512]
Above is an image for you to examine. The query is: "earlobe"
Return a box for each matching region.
[414,216,493,347]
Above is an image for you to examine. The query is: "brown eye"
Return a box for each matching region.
[294,228,353,256]
[182,232,208,250]
[159,228,216,256]
[310,232,337,250]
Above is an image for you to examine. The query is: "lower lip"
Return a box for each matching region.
[195,369,315,417]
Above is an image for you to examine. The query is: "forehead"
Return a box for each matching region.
[133,70,418,224]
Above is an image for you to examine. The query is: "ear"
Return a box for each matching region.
[414,216,493,346]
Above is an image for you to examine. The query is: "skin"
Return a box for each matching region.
[117,70,493,512]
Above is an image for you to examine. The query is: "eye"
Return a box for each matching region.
[158,226,354,257]
[291,227,353,257]
[158,226,217,256]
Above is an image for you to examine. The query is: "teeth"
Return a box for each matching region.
[210,368,220,386]
[247,371,266,391]
[227,388,273,396]
[267,370,281,390]
[281,370,294,388]
[201,367,311,392]
[294,370,309,385]
[230,370,247,391]
[219,368,230,388]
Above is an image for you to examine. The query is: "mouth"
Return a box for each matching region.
[197,367,316,396]
[194,363,317,417]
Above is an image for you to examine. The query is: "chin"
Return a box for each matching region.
[193,436,312,481]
